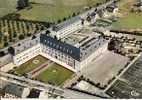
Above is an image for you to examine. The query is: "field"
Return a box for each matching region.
[0,19,47,49]
[0,0,17,17]
[112,13,142,30]
[111,0,142,30]
[14,55,49,75]
[16,0,106,22]
[35,63,74,86]
[106,54,142,98]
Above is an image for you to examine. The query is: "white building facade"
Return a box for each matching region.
[13,33,108,72]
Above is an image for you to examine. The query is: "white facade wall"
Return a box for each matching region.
[80,42,108,69]
[13,40,108,72]
[40,44,76,72]
[13,44,41,66]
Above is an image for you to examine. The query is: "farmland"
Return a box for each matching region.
[0,0,107,22]
[111,0,142,30]
[17,0,106,22]
[0,19,47,49]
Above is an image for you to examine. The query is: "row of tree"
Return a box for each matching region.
[0,19,47,48]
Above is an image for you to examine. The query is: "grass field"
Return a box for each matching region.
[14,55,48,75]
[16,0,106,22]
[0,0,17,17]
[36,63,74,86]
[112,13,142,30]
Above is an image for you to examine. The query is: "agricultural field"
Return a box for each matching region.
[112,13,142,30]
[111,0,142,30]
[35,63,74,86]
[17,0,106,22]
[14,55,49,75]
[0,0,17,17]
[0,19,47,49]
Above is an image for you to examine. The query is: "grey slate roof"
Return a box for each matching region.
[53,16,81,32]
[3,83,25,97]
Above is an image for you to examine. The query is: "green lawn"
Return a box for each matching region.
[17,0,106,22]
[112,13,142,30]
[14,55,48,75]
[36,63,74,86]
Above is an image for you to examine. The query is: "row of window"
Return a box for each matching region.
[42,46,74,66]
[43,40,74,54]
[15,47,40,64]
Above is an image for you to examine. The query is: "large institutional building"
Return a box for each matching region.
[13,32,108,72]
[11,6,112,72]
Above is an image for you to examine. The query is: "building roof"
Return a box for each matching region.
[13,34,40,55]
[40,34,81,61]
[53,16,81,32]
[3,83,25,97]
[106,3,118,12]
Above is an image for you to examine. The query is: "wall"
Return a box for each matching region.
[13,44,41,66]
[80,42,108,69]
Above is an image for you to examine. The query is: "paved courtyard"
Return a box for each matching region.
[81,51,129,85]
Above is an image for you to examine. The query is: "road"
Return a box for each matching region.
[0,71,105,98]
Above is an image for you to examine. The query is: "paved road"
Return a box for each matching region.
[0,71,64,96]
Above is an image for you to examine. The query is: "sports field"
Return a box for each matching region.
[16,0,106,22]
[14,55,49,75]
[35,63,74,86]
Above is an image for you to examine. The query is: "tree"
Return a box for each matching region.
[57,19,61,23]
[8,47,15,55]
[108,39,116,50]
[46,30,50,34]
[13,33,17,38]
[63,17,67,21]
[27,33,31,37]
[3,36,8,42]
[0,51,5,57]
[72,13,76,17]
[17,0,29,10]
[18,34,25,40]
[32,35,36,39]
[4,42,9,47]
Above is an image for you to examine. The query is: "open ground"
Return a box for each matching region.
[17,0,106,22]
[111,0,142,30]
[81,51,129,86]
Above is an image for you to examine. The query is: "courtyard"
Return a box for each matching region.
[35,63,74,86]
[14,55,49,76]
[81,50,129,86]
[12,55,74,86]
